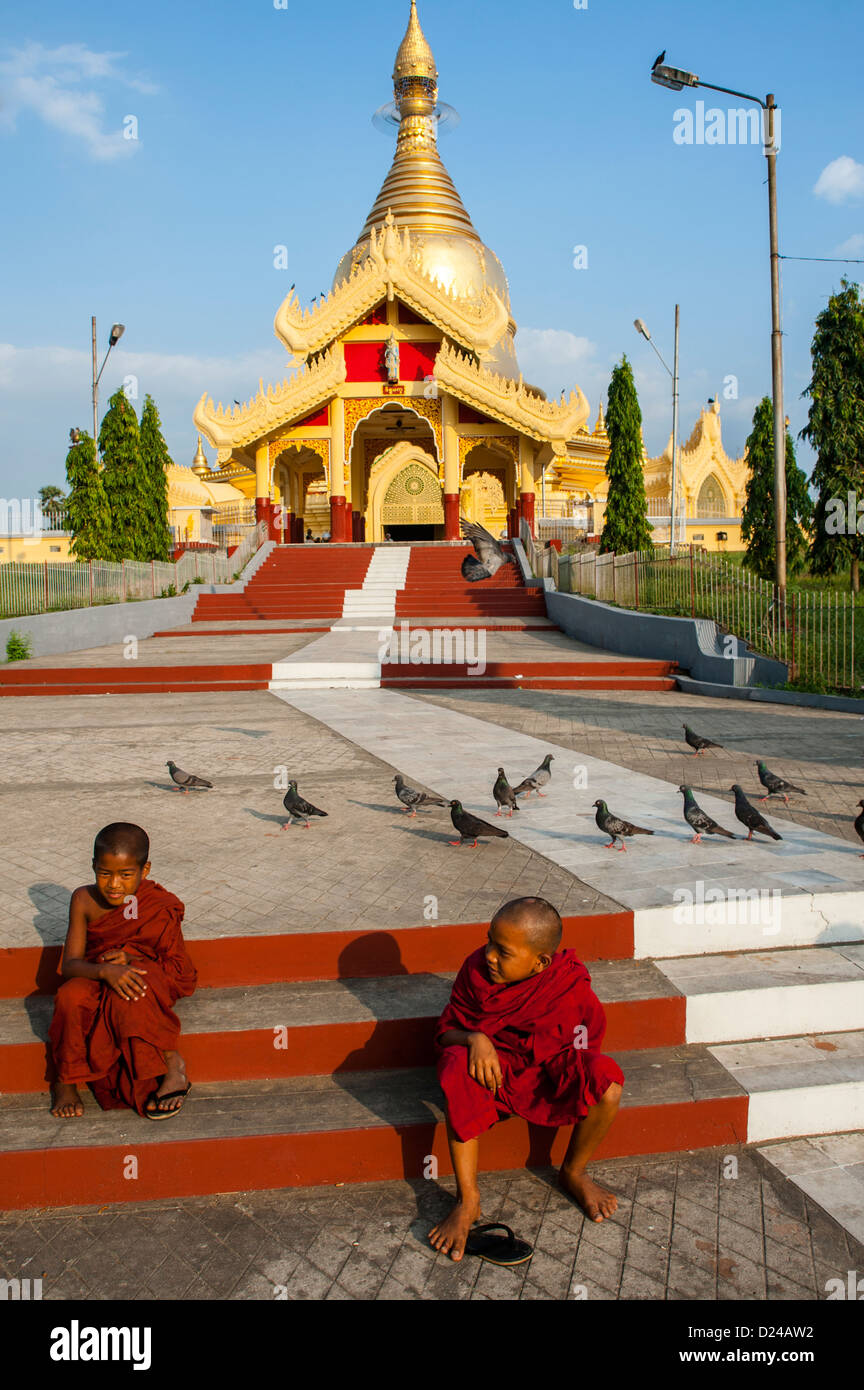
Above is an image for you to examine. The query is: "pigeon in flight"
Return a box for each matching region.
[683,723,724,756]
[460,517,508,583]
[855,801,864,857]
[493,769,520,818]
[394,774,446,817]
[166,761,213,795]
[593,799,653,852]
[514,755,554,798]
[282,780,328,829]
[678,785,736,843]
[756,762,805,804]
[730,785,782,841]
[449,800,509,847]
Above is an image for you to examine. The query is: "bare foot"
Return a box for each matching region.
[51,1082,84,1119]
[428,1191,482,1262]
[146,1053,189,1116]
[559,1168,618,1222]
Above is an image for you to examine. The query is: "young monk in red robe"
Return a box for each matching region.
[49,822,197,1120]
[429,896,624,1261]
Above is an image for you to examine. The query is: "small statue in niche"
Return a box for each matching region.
[384,334,400,384]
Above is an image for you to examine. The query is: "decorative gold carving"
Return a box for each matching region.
[435,340,589,446]
[382,460,444,526]
[194,345,346,461]
[273,212,509,360]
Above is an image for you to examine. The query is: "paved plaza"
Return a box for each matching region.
[2,675,864,1298]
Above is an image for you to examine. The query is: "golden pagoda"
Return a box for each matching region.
[185,3,748,551]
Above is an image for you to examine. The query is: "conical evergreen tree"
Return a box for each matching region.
[64,431,112,561]
[99,388,144,561]
[741,396,812,580]
[138,395,174,562]
[600,356,654,555]
[802,279,864,591]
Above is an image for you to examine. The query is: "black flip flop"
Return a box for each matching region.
[464,1222,534,1266]
[144,1083,191,1121]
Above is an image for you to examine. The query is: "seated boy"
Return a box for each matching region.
[429,896,624,1261]
[50,822,197,1120]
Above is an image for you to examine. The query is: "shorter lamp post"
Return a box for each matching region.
[635,310,680,554]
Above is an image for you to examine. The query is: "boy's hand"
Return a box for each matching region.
[467,1032,503,1094]
[99,963,148,1000]
[98,949,130,965]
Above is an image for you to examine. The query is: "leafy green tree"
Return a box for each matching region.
[138,395,174,562]
[741,396,812,580]
[600,356,654,555]
[64,431,112,561]
[99,388,144,560]
[802,279,864,592]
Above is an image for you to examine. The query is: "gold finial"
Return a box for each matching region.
[594,400,606,433]
[394,1,438,84]
[192,433,210,478]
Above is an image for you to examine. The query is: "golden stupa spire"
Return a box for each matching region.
[358,1,480,244]
[192,433,209,477]
[394,0,437,83]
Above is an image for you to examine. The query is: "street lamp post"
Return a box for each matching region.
[91,318,126,456]
[635,309,680,554]
[650,60,786,597]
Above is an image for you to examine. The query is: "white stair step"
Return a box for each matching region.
[658,944,864,1043]
[709,1030,864,1142]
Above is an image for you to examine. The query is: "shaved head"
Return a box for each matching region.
[93,822,150,867]
[491,897,563,955]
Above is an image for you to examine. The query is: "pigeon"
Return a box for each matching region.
[730,784,782,841]
[593,799,653,852]
[683,723,724,755]
[678,785,736,843]
[855,801,864,857]
[166,760,213,794]
[282,780,328,829]
[449,800,509,848]
[493,769,520,818]
[756,762,806,805]
[394,774,446,817]
[514,755,554,798]
[460,517,508,583]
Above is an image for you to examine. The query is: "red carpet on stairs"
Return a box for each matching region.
[192,545,373,622]
[395,546,546,618]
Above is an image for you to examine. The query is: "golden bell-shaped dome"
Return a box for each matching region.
[191,434,210,478]
[334,2,519,377]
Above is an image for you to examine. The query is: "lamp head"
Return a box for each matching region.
[634,319,651,341]
[651,63,699,91]
[109,323,125,347]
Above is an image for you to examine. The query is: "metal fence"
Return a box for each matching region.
[524,528,861,694]
[0,522,267,620]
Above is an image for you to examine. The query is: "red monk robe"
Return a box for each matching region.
[436,947,624,1143]
[49,878,197,1115]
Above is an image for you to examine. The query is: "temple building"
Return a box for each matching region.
[175,2,749,554]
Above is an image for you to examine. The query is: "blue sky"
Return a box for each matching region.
[1,0,862,497]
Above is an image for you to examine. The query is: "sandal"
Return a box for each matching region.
[464,1222,534,1266]
[144,1083,191,1121]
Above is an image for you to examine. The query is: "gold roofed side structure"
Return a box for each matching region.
[183,3,750,549]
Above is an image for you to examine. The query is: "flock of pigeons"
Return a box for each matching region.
[166,719,864,857]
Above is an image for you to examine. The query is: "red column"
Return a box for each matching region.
[292,516,304,544]
[351,511,362,542]
[508,507,519,539]
[520,493,536,537]
[444,493,460,541]
[329,496,341,542]
[256,498,280,543]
